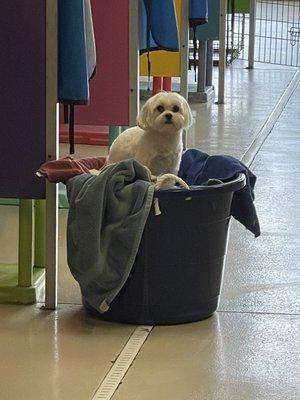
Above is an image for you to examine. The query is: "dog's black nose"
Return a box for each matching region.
[165,113,172,120]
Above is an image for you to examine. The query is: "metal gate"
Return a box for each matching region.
[236,0,300,67]
[253,0,300,66]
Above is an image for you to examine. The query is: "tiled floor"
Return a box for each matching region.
[0,63,299,400]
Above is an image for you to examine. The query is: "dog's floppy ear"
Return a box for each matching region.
[136,101,151,130]
[181,96,193,129]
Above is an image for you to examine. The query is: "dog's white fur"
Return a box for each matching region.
[107,92,193,176]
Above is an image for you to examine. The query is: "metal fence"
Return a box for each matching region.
[212,1,248,66]
[212,0,300,67]
[239,0,300,67]
[253,0,300,66]
[226,7,247,64]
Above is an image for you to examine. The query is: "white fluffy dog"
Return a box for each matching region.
[107,92,193,176]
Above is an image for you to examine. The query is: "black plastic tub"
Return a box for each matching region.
[85,173,246,325]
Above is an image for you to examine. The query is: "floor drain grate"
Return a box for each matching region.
[91,326,153,400]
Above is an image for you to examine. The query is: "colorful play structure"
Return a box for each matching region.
[0,0,256,309]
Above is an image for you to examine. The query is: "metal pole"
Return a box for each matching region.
[230,0,235,64]
[45,0,58,309]
[18,200,34,287]
[197,41,207,93]
[248,0,257,69]
[109,126,121,148]
[129,0,140,126]
[34,200,46,268]
[241,13,246,50]
[218,0,227,104]
[206,40,213,87]
[180,0,189,149]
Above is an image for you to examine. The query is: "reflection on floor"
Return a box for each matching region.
[0,64,299,400]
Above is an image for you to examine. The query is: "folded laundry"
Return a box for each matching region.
[178,149,261,237]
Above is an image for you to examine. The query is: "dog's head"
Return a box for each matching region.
[137,92,193,133]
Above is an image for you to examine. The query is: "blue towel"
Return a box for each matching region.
[189,0,208,27]
[178,149,260,237]
[58,0,96,153]
[139,0,208,53]
[139,0,179,53]
[58,0,96,104]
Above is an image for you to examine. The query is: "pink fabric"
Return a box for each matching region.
[37,156,107,183]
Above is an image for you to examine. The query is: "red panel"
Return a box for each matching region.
[75,0,130,126]
[163,77,173,91]
[59,125,108,146]
[153,76,163,95]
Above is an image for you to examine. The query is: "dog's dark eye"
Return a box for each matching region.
[156,105,164,113]
[173,105,180,112]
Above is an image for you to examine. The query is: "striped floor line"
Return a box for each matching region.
[91,326,153,400]
[241,70,300,168]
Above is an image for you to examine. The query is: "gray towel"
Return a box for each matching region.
[66,160,155,313]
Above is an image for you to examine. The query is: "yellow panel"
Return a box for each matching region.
[140,0,181,77]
